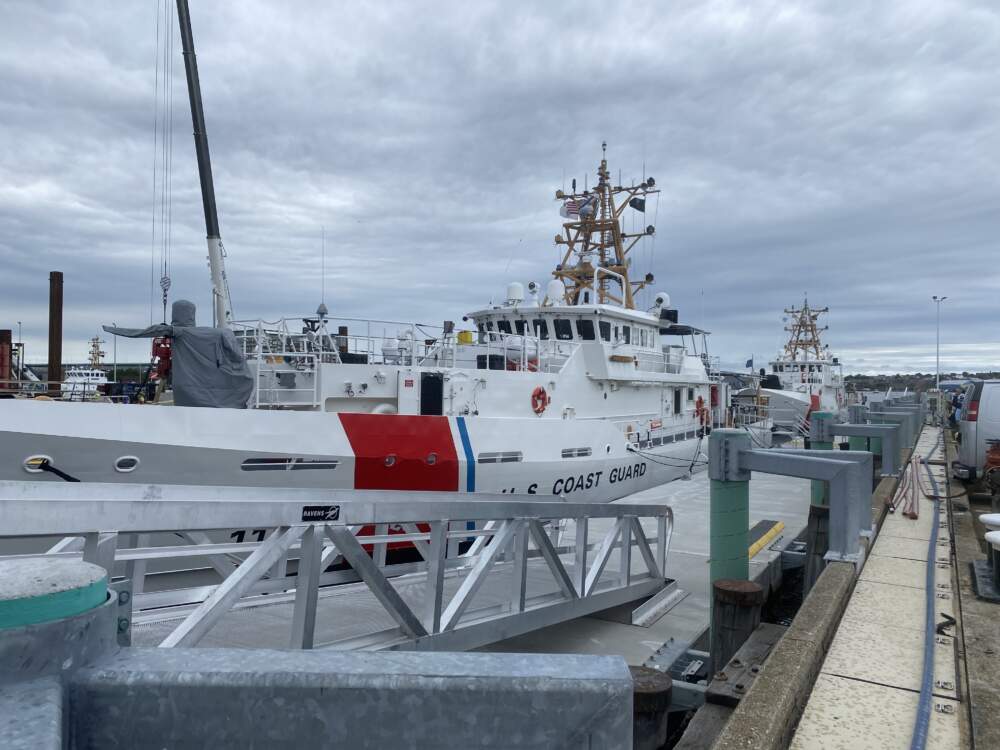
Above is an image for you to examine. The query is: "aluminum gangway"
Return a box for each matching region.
[0,481,673,652]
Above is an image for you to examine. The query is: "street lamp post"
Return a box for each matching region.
[932,296,948,389]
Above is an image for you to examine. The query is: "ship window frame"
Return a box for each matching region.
[599,321,611,341]
[532,319,549,340]
[673,389,681,415]
[687,387,695,401]
[640,328,647,347]
[576,319,596,341]
[113,455,140,473]
[561,447,592,459]
[514,319,527,336]
[553,318,573,341]
[622,326,631,344]
[497,320,512,335]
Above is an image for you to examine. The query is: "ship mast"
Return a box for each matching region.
[552,143,658,309]
[783,297,828,360]
[176,0,232,328]
[87,337,106,369]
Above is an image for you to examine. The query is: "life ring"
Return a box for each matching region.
[531,386,548,415]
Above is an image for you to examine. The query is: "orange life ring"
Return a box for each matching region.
[531,386,548,415]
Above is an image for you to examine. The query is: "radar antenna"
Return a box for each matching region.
[552,146,658,309]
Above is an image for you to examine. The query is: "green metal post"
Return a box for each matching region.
[709,429,751,584]
[810,411,833,506]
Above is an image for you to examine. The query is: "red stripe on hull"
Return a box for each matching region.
[338,413,459,492]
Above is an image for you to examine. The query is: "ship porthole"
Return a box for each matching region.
[23,455,53,474]
[384,454,397,468]
[426,452,437,466]
[114,456,140,473]
[606,444,611,454]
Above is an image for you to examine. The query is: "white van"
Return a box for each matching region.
[953,380,1000,481]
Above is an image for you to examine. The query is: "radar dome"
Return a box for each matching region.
[544,280,564,306]
[654,292,670,308]
[506,282,524,305]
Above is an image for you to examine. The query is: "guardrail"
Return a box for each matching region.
[0,481,673,652]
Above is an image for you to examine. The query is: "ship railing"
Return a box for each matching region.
[634,349,683,375]
[232,316,577,376]
[604,414,703,449]
[0,482,673,653]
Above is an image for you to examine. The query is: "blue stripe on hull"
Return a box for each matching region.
[456,417,475,492]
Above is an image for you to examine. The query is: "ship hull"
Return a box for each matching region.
[0,400,706,501]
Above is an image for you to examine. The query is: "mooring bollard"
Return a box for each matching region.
[987,531,1000,590]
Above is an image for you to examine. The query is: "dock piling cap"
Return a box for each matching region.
[629,665,673,713]
[0,559,107,629]
[712,579,765,606]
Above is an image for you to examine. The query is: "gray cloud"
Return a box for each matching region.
[1,0,998,374]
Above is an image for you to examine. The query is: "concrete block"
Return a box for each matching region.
[783,562,854,647]
[70,649,633,749]
[711,638,821,750]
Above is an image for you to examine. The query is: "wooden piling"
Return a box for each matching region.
[710,579,764,678]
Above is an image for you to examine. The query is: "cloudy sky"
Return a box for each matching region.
[1,0,998,374]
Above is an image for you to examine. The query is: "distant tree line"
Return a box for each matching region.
[846,371,1000,393]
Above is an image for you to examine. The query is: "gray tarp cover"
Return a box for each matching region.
[104,300,253,409]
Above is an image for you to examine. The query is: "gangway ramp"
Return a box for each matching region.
[0,481,673,652]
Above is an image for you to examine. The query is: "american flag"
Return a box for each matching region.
[559,199,581,218]
[560,195,595,219]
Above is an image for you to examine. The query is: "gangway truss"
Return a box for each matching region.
[0,481,673,652]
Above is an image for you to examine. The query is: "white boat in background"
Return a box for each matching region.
[735,299,845,433]
[59,338,109,401]
[767,299,846,415]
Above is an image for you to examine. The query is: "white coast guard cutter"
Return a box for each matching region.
[0,151,735,501]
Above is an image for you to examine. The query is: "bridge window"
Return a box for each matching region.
[532,319,549,340]
[622,326,631,344]
[576,319,596,341]
[497,320,512,335]
[599,321,611,341]
[553,319,573,340]
[514,320,527,335]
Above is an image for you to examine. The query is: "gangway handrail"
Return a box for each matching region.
[0,481,673,654]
